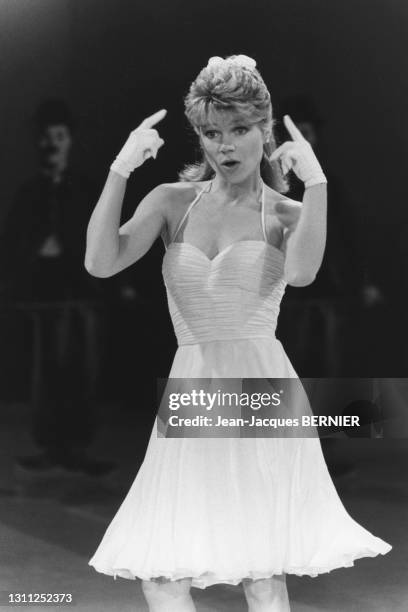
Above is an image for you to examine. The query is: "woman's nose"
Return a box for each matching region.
[219,141,235,152]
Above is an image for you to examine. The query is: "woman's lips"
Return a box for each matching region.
[221,160,240,170]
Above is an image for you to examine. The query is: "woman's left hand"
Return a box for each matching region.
[269,115,327,188]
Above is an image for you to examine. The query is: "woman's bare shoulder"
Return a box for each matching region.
[157,181,207,200]
[159,181,208,215]
[264,184,302,208]
[263,185,302,237]
[264,185,301,219]
[162,180,208,195]
[155,181,209,244]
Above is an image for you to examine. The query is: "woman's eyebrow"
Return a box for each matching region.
[200,119,248,130]
[230,118,249,126]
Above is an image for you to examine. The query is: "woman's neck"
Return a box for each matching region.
[210,171,263,204]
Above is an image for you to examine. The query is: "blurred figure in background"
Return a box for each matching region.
[276,95,383,378]
[0,99,115,476]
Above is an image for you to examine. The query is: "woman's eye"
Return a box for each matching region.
[235,126,249,135]
[204,130,217,139]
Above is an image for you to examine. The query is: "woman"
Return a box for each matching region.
[86,55,391,612]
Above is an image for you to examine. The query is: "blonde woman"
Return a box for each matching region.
[86,55,391,612]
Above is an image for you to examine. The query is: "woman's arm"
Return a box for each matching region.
[270,114,327,287]
[280,183,327,286]
[85,175,168,278]
[84,109,167,278]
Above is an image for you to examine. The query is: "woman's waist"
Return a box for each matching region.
[171,312,280,346]
[177,333,278,347]
[168,335,293,379]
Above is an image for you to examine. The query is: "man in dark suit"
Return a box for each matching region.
[1,99,116,475]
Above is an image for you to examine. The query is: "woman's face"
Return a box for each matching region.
[198,110,267,182]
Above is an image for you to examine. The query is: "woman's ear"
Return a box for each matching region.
[263,140,272,159]
[264,129,272,144]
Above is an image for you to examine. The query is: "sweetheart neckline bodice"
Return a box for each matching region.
[163,239,285,265]
[161,238,286,345]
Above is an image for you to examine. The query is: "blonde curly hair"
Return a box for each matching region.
[178,54,288,193]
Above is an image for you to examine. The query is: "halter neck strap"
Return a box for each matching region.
[261,181,268,243]
[166,181,213,248]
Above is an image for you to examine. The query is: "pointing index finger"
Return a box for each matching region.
[139,108,167,129]
[283,114,305,142]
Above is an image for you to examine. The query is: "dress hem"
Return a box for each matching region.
[89,543,392,589]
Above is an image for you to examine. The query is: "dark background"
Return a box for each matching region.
[1,0,407,394]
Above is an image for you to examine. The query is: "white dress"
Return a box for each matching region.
[89,180,392,589]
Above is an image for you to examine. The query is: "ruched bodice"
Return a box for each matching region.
[162,240,286,346]
[162,179,287,346]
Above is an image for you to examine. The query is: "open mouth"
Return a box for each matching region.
[221,160,240,169]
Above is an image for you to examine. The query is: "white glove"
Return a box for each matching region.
[110,109,167,178]
[270,114,327,188]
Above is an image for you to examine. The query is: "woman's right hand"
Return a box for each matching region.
[270,115,326,188]
[110,108,167,178]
